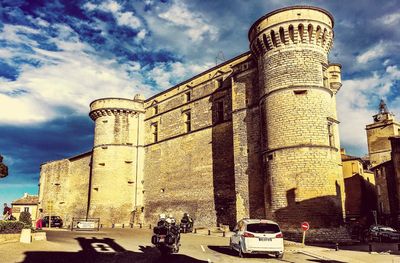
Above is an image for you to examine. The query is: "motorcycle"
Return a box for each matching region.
[180,214,193,233]
[152,220,180,255]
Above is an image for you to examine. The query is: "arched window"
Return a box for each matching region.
[279,27,286,44]
[270,30,277,47]
[322,28,327,46]
[263,34,271,50]
[316,26,321,44]
[288,25,294,43]
[298,24,304,42]
[308,24,313,43]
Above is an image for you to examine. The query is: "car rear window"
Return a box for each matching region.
[246,223,280,233]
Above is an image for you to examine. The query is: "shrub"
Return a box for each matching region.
[19,211,32,228]
[0,221,25,234]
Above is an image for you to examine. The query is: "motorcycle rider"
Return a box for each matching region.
[180,212,194,232]
[152,213,180,254]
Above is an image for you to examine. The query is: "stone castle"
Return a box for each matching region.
[38,6,345,229]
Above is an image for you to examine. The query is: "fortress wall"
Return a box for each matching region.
[143,58,251,227]
[39,152,91,226]
[64,154,91,223]
[231,60,265,222]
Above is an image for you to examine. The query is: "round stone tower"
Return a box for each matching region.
[249,6,344,228]
[89,96,145,226]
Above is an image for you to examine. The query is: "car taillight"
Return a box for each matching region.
[276,233,283,238]
[243,232,255,237]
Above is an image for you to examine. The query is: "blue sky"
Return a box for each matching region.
[1,0,399,205]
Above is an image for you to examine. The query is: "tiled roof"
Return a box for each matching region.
[12,194,38,205]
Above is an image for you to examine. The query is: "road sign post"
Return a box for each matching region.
[301,222,310,246]
[47,201,54,229]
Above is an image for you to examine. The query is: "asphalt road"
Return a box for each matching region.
[0,228,329,263]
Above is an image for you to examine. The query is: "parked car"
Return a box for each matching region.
[43,216,63,228]
[230,219,284,258]
[363,225,400,242]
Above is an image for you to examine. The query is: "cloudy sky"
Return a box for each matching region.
[0,0,399,205]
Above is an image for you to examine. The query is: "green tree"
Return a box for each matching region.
[19,211,32,227]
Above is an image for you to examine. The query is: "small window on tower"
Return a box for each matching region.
[183,110,191,133]
[153,105,158,115]
[215,100,224,123]
[151,122,158,143]
[185,92,191,102]
[216,78,223,88]
[328,122,334,147]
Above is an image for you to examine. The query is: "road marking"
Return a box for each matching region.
[201,245,205,252]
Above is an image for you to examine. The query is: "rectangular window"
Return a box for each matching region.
[153,105,158,115]
[24,207,29,212]
[328,123,334,147]
[151,122,158,143]
[185,92,191,102]
[183,111,191,133]
[216,100,224,123]
[216,78,223,88]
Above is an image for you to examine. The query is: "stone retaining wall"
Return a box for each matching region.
[283,226,353,243]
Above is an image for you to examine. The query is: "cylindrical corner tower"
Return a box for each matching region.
[249,6,344,228]
[89,97,145,226]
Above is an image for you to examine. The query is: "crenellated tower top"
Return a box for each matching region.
[248,6,334,56]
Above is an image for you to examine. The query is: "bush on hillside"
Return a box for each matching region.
[19,211,32,228]
[0,221,24,234]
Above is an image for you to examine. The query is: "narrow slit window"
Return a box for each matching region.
[153,105,158,115]
[270,30,277,47]
[183,111,191,133]
[185,92,191,102]
[298,24,304,42]
[151,122,158,143]
[328,122,334,147]
[308,24,313,43]
[216,100,224,123]
[288,25,294,43]
[279,27,286,45]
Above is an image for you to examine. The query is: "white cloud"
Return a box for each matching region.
[147,61,212,90]
[85,0,142,29]
[356,41,389,64]
[377,12,400,26]
[0,23,153,125]
[158,0,218,41]
[136,29,147,40]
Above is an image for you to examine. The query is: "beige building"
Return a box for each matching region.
[366,100,400,167]
[341,150,376,224]
[11,193,39,223]
[39,6,345,229]
[366,101,400,227]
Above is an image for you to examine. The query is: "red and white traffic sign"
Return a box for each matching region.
[301,222,310,231]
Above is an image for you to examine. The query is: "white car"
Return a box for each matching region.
[230,219,284,259]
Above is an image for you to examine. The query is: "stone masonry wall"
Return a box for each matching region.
[231,60,265,222]
[39,153,90,227]
[143,62,243,227]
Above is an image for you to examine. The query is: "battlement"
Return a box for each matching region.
[249,6,334,55]
[89,97,145,121]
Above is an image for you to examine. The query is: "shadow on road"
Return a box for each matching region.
[21,237,207,263]
[207,245,277,259]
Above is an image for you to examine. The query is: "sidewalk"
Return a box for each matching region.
[291,242,400,263]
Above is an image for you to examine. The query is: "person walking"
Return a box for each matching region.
[36,209,44,230]
[3,203,11,220]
